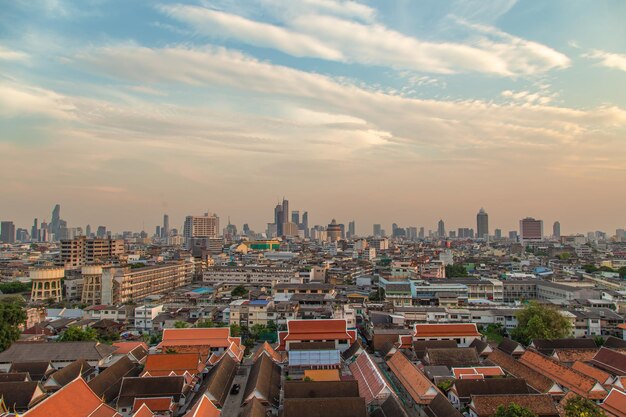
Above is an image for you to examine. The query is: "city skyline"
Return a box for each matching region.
[1,1,625,235]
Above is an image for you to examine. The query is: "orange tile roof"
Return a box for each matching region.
[278,319,356,350]
[571,361,613,385]
[132,403,155,417]
[22,377,120,417]
[486,350,560,395]
[452,367,504,379]
[159,328,232,348]
[601,388,626,417]
[253,341,284,363]
[413,323,480,338]
[144,353,204,375]
[183,394,221,417]
[132,397,174,413]
[304,369,341,382]
[113,342,149,355]
[520,350,607,400]
[386,352,438,405]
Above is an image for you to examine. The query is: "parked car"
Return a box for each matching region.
[230,384,240,395]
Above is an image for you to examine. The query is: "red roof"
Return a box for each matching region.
[159,328,233,348]
[348,352,391,404]
[413,323,481,338]
[144,353,204,375]
[113,342,149,355]
[386,352,438,405]
[278,319,356,350]
[601,388,626,417]
[22,377,120,417]
[183,394,221,417]
[132,397,175,413]
[132,404,155,417]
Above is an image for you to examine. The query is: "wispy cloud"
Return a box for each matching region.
[0,46,29,61]
[582,49,626,72]
[160,4,569,76]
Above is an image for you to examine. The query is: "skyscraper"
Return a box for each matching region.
[373,224,382,237]
[31,218,38,242]
[494,229,502,239]
[348,220,356,238]
[274,204,283,236]
[437,220,445,238]
[50,204,61,238]
[520,217,543,242]
[291,211,300,225]
[301,211,309,237]
[85,224,91,237]
[0,221,16,244]
[163,214,170,238]
[477,208,489,240]
[419,227,425,239]
[327,219,342,242]
[553,221,561,239]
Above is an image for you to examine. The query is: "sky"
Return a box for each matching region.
[1,0,625,236]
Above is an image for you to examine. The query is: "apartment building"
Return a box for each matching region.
[203,265,297,285]
[58,236,125,269]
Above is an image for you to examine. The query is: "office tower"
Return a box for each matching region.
[348,220,356,238]
[0,221,16,244]
[156,225,161,237]
[437,220,445,238]
[281,198,289,228]
[407,227,417,240]
[392,223,398,234]
[51,204,61,236]
[495,229,502,239]
[85,224,91,237]
[302,211,309,229]
[373,224,382,237]
[553,221,561,239]
[266,223,277,238]
[39,222,49,242]
[519,217,543,242]
[449,231,456,238]
[163,214,170,238]
[477,208,489,239]
[617,229,625,240]
[327,219,342,242]
[243,223,251,236]
[274,204,283,236]
[292,211,300,225]
[31,219,38,242]
[419,227,425,239]
[183,213,220,247]
[16,228,29,242]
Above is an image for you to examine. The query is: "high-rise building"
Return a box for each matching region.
[85,224,91,238]
[348,221,356,238]
[419,227,425,239]
[16,228,29,242]
[437,220,445,238]
[477,208,489,240]
[509,231,518,240]
[0,221,16,244]
[156,225,161,238]
[553,221,561,239]
[59,236,125,269]
[163,214,170,238]
[520,217,543,242]
[617,229,626,240]
[407,227,417,240]
[31,218,38,242]
[50,204,61,237]
[96,226,107,238]
[183,213,220,247]
[327,219,342,242]
[274,204,283,236]
[494,229,502,239]
[292,211,300,225]
[373,224,382,237]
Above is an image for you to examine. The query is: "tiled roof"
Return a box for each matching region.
[283,397,367,417]
[159,328,233,348]
[132,397,174,413]
[452,378,529,399]
[0,381,45,411]
[590,347,626,376]
[519,350,607,400]
[112,342,148,355]
[117,376,185,408]
[131,403,155,417]
[253,341,284,363]
[348,352,392,404]
[601,388,626,417]
[303,369,340,382]
[46,359,94,388]
[452,367,504,379]
[242,354,281,406]
[470,394,559,416]
[22,377,120,417]
[386,352,438,405]
[370,395,409,417]
[0,341,116,363]
[144,353,204,376]
[486,350,558,394]
[89,356,139,403]
[424,347,480,367]
[414,323,480,338]
[531,338,597,356]
[183,394,221,417]
[552,348,599,363]
[497,338,525,356]
[571,361,613,385]
[205,354,237,407]
[283,381,359,399]
[413,340,457,359]
[424,393,463,417]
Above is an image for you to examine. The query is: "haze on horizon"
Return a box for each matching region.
[1,1,625,235]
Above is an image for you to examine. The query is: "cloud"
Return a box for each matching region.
[159,5,343,60]
[0,46,29,61]
[0,82,76,119]
[583,49,626,72]
[159,4,569,76]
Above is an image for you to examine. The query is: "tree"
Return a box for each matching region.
[445,264,468,277]
[511,302,572,344]
[0,281,31,294]
[563,396,606,417]
[59,326,98,342]
[369,288,385,302]
[174,321,189,328]
[195,319,215,328]
[619,266,626,279]
[494,403,537,417]
[230,324,242,337]
[231,285,248,297]
[437,380,452,392]
[0,297,27,351]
